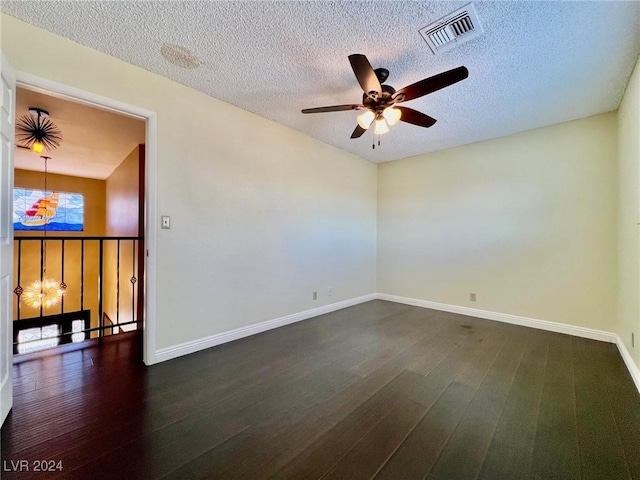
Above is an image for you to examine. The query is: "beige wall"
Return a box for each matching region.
[13,170,104,327]
[617,56,640,369]
[378,113,618,331]
[106,146,140,237]
[104,146,141,331]
[1,15,378,351]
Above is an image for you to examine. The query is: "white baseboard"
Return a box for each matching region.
[377,293,640,394]
[615,335,640,394]
[155,293,377,363]
[376,293,617,343]
[153,291,640,395]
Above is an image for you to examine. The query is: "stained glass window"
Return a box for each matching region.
[13,188,84,231]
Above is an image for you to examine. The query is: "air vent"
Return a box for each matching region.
[419,3,484,54]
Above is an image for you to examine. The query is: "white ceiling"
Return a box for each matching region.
[3,1,639,164]
[15,88,145,179]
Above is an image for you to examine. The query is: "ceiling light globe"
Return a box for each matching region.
[374,118,389,135]
[383,107,401,126]
[357,110,375,130]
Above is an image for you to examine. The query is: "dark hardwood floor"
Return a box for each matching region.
[2,300,639,479]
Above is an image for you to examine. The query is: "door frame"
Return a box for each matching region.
[1,54,17,426]
[14,70,158,365]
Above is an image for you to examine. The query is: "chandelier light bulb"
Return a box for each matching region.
[31,141,44,154]
[357,110,376,130]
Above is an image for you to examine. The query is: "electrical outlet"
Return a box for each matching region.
[470,293,476,302]
[328,287,333,297]
[313,291,318,300]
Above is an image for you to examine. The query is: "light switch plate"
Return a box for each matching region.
[161,216,170,229]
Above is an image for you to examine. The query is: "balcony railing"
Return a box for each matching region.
[13,236,143,354]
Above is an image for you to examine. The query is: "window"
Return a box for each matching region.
[13,188,84,232]
[71,319,85,343]
[17,325,60,354]
[14,311,91,355]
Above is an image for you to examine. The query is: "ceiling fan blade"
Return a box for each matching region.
[393,66,469,103]
[302,104,364,114]
[397,107,437,128]
[348,54,382,98]
[350,124,367,139]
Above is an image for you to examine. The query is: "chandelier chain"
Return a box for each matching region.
[43,156,48,278]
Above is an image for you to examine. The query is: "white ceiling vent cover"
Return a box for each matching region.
[419,3,484,54]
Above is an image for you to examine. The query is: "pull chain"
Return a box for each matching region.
[371,130,382,149]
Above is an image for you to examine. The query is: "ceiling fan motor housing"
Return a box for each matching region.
[363,84,397,112]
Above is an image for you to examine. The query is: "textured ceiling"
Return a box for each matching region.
[2,1,639,163]
[15,88,145,179]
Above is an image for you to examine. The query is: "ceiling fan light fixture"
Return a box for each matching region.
[357,110,375,129]
[301,53,468,144]
[374,118,389,135]
[383,107,401,126]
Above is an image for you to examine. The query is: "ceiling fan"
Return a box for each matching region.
[302,54,468,141]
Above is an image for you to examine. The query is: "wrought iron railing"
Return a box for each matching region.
[12,236,143,354]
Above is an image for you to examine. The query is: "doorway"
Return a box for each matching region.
[1,59,158,427]
[12,73,158,366]
[13,86,146,356]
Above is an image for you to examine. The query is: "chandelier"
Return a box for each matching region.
[23,279,66,309]
[22,155,66,310]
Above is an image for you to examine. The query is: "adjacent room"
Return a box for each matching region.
[1,1,639,479]
[11,87,146,354]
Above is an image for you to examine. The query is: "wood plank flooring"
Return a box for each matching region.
[1,300,639,479]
